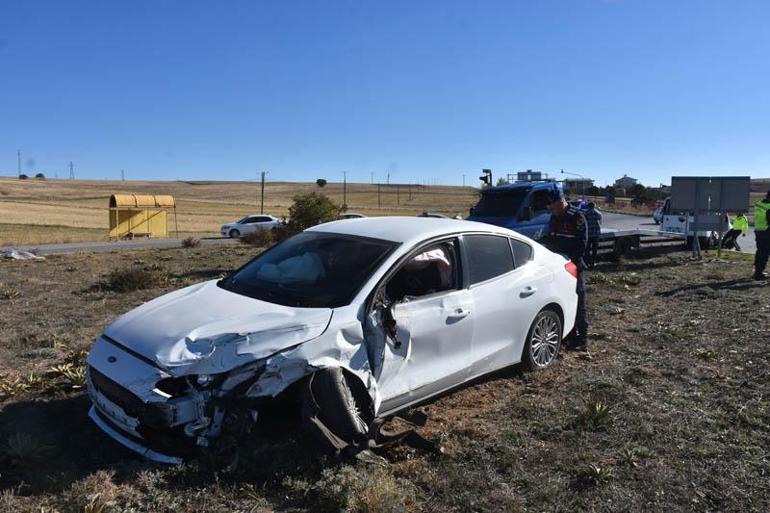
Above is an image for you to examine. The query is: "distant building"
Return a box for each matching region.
[516,170,543,182]
[614,174,638,193]
[563,178,595,194]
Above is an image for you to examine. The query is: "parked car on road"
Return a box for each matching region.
[220,215,281,238]
[85,217,578,463]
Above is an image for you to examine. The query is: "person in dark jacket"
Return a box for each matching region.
[544,191,590,351]
[584,202,602,268]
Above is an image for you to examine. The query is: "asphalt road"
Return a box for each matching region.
[8,212,756,256]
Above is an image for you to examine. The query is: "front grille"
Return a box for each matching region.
[88,366,147,418]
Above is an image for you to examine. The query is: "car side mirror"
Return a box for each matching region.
[469,207,475,215]
[520,206,533,221]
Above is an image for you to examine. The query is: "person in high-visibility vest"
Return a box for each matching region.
[722,212,748,251]
[754,193,770,280]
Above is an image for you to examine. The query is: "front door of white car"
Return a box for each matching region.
[374,239,474,412]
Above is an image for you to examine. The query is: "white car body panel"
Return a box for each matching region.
[86,217,578,462]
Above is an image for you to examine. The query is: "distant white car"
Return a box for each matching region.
[220,215,281,238]
[85,217,578,463]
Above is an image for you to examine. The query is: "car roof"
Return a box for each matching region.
[306,216,518,245]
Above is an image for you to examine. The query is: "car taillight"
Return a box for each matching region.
[564,261,579,278]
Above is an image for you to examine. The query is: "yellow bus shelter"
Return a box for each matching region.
[109,194,178,239]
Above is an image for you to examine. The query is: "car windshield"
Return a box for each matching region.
[473,188,529,217]
[219,232,398,308]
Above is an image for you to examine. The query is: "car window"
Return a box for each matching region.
[242,217,258,224]
[464,234,514,284]
[510,238,533,267]
[219,232,398,308]
[254,216,272,222]
[385,241,458,303]
[530,190,551,214]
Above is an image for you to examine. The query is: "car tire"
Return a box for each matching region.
[229,229,240,239]
[300,368,369,452]
[521,308,562,371]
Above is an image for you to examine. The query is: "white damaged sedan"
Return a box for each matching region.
[86,217,578,463]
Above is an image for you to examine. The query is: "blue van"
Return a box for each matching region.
[467,181,564,241]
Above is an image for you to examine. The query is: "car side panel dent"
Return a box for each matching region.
[245,318,382,412]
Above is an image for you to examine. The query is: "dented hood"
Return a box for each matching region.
[103,280,332,374]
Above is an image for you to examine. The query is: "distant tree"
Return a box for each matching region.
[496,177,509,186]
[586,185,601,196]
[34,172,45,180]
[18,174,28,180]
[316,178,327,188]
[628,183,646,198]
[287,192,342,235]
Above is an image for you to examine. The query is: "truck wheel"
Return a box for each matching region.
[300,368,369,453]
[522,309,562,371]
[229,229,240,238]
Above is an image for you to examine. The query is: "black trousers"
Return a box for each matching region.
[755,230,770,275]
[721,229,742,251]
[575,270,588,344]
[586,237,600,266]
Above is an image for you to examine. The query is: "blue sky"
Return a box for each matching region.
[1,0,769,186]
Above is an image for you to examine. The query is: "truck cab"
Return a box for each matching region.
[467,181,562,241]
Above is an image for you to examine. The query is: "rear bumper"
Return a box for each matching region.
[88,406,184,464]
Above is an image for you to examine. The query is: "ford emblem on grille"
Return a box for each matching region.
[108,356,117,363]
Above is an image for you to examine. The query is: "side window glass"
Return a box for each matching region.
[386,241,458,303]
[255,216,271,223]
[531,191,550,215]
[510,239,533,268]
[465,235,514,284]
[244,217,258,224]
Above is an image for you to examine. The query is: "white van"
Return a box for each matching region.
[658,197,720,248]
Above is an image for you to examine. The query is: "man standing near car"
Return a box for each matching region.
[545,191,590,352]
[754,193,770,280]
[584,202,602,268]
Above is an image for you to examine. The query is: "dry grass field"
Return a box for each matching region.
[0,177,479,245]
[0,243,768,512]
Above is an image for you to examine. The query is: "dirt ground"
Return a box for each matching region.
[0,243,768,512]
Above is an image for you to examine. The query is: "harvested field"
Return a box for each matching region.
[0,244,768,512]
[0,178,479,245]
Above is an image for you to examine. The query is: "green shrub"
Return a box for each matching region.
[287,192,342,235]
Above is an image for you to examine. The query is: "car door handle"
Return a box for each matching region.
[520,286,537,298]
[447,308,470,319]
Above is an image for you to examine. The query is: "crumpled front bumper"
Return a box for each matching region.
[88,406,184,464]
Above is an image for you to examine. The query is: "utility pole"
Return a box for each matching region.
[462,174,466,187]
[386,173,390,185]
[69,162,75,179]
[17,150,21,177]
[370,172,374,184]
[342,171,347,207]
[259,171,267,214]
[396,184,400,205]
[377,183,381,208]
[121,169,125,181]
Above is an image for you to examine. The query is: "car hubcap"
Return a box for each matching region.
[530,315,559,367]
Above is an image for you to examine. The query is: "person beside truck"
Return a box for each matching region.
[721,212,748,251]
[584,202,602,268]
[754,193,770,280]
[543,191,590,352]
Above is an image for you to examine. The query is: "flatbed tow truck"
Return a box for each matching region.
[467,180,714,259]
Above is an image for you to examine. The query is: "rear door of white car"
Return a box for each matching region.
[375,238,474,412]
[463,234,548,376]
